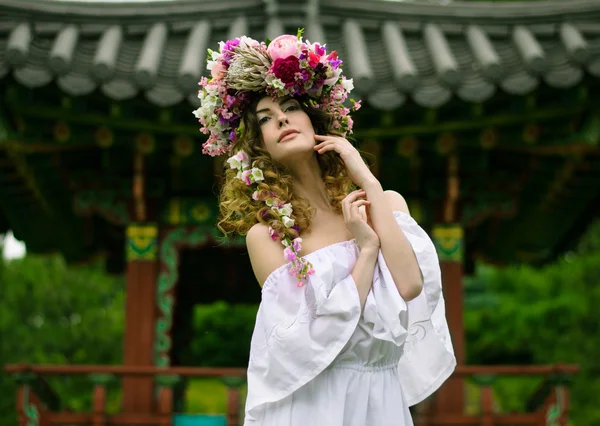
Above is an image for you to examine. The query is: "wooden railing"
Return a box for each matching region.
[417,364,579,426]
[5,363,579,426]
[4,364,247,426]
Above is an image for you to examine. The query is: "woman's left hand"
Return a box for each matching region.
[314,134,376,188]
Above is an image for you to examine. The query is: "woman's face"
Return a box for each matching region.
[255,96,315,162]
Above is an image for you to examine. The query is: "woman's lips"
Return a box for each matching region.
[279,132,299,142]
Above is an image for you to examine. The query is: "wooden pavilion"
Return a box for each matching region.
[1,0,597,424]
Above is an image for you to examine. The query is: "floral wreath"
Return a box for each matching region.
[193,29,360,286]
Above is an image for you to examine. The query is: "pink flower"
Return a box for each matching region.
[297,281,305,287]
[267,34,298,61]
[268,227,278,241]
[292,237,302,252]
[307,268,315,275]
[241,169,252,185]
[283,247,296,262]
[211,62,225,80]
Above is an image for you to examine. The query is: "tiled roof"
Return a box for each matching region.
[1,0,599,109]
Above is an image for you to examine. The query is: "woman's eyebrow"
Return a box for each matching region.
[256,98,296,114]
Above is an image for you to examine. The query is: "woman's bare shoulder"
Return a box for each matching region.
[246,223,288,286]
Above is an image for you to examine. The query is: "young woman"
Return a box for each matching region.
[194,32,455,426]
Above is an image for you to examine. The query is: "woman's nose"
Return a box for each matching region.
[277,113,289,127]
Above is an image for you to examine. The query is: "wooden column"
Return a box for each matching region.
[123,223,158,412]
[431,154,465,414]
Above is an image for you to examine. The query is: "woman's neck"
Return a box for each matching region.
[289,157,332,212]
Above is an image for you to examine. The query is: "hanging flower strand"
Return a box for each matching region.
[227,151,314,287]
[194,30,359,287]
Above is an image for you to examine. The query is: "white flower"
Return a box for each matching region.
[342,78,354,92]
[277,203,293,217]
[282,216,295,228]
[251,168,264,182]
[239,36,260,47]
[227,156,241,170]
[235,151,251,168]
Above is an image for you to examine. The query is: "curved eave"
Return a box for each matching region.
[0,0,264,18]
[322,0,600,21]
[2,0,600,20]
[1,0,600,110]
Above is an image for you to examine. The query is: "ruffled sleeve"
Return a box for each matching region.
[244,242,362,421]
[362,211,456,406]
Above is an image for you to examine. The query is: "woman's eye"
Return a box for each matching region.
[285,105,299,112]
[258,116,269,125]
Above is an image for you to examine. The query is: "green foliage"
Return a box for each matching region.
[0,253,125,426]
[182,302,258,368]
[185,378,248,415]
[465,250,600,425]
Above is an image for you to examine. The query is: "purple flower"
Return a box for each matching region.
[283,247,296,262]
[329,59,342,69]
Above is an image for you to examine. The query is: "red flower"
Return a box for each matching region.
[307,52,321,68]
[273,56,300,87]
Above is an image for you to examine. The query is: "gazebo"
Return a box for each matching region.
[2,0,596,424]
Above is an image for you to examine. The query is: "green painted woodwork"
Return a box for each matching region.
[126,223,158,262]
[433,225,464,263]
[155,226,212,367]
[162,198,216,225]
[21,386,40,426]
[545,387,565,426]
[462,196,517,228]
[74,190,129,226]
[581,111,600,145]
[135,132,156,155]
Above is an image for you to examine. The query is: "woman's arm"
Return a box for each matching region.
[362,181,423,301]
[314,134,423,301]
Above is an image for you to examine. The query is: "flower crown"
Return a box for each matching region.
[193,29,359,157]
[193,30,360,286]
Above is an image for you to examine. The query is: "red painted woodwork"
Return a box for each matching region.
[123,260,158,412]
[432,259,465,414]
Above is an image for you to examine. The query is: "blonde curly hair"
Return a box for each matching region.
[217,94,356,242]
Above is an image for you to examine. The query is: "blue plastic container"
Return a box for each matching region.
[173,414,227,426]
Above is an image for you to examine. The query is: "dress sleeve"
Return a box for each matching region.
[244,244,362,421]
[362,211,456,406]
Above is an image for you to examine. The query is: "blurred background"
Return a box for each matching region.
[1,0,599,425]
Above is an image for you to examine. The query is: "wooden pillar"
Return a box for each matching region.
[123,223,158,412]
[431,154,465,414]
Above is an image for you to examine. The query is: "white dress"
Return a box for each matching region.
[244,211,456,426]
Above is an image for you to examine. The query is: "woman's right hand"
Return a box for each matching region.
[342,190,380,251]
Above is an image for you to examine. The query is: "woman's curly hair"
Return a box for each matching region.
[217,94,356,242]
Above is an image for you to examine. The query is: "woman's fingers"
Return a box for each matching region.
[342,190,369,223]
[350,200,370,221]
[343,190,366,205]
